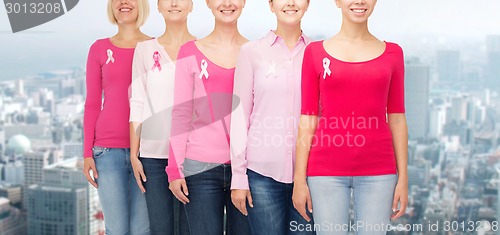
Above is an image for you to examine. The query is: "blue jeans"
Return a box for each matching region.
[140,158,190,235]
[93,147,150,235]
[247,170,316,235]
[182,158,251,235]
[307,175,397,235]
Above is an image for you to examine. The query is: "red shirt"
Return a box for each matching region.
[301,41,405,176]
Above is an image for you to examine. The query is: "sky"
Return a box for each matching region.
[0,0,500,80]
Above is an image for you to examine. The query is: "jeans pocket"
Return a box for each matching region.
[92,146,107,158]
[183,158,208,176]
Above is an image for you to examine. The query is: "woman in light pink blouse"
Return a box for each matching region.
[166,0,251,234]
[230,0,315,234]
[83,0,151,234]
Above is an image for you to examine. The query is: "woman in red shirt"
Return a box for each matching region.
[82,0,151,234]
[293,0,408,234]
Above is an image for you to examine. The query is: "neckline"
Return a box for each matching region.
[192,41,235,71]
[107,38,135,50]
[321,40,388,64]
[152,38,174,63]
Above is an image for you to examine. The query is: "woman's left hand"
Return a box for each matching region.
[391,180,408,220]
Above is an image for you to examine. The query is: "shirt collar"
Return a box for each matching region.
[265,30,311,47]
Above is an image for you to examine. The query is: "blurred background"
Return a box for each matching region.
[1,0,500,234]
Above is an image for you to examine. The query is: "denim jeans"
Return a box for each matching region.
[247,169,316,235]
[93,147,150,235]
[182,158,251,235]
[307,175,397,235]
[140,158,190,235]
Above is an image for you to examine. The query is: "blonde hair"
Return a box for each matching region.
[107,0,150,28]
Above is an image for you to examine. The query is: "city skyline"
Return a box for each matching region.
[1,1,500,80]
[1,1,500,234]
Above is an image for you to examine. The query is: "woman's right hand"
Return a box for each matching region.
[231,189,254,216]
[292,180,313,222]
[169,179,190,204]
[83,157,98,188]
[131,157,147,193]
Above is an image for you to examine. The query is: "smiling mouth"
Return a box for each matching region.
[220,10,235,14]
[169,10,182,13]
[351,9,367,13]
[283,10,299,14]
[119,7,132,12]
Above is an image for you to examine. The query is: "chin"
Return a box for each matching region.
[217,16,239,24]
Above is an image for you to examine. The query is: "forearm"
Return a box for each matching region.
[130,122,141,160]
[294,115,318,183]
[389,114,408,183]
[83,105,100,158]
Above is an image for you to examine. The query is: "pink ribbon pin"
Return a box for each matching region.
[152,51,162,72]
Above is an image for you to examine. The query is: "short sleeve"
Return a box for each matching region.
[301,43,320,116]
[387,44,405,114]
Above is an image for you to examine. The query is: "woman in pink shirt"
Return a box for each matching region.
[129,0,195,234]
[83,0,151,234]
[230,0,315,234]
[293,0,409,234]
[166,0,251,234]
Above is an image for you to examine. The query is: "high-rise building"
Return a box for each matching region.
[405,58,430,140]
[0,126,5,160]
[22,151,50,189]
[436,50,461,83]
[27,158,103,235]
[26,185,87,235]
[486,35,500,88]
[3,161,23,185]
[0,164,3,181]
[447,95,468,123]
[14,79,24,97]
[22,150,51,209]
[429,103,447,139]
[0,183,22,207]
[0,197,27,235]
[62,143,83,159]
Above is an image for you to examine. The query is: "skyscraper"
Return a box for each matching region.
[0,197,27,235]
[22,149,61,209]
[405,58,430,140]
[487,35,500,89]
[26,158,103,235]
[436,50,461,83]
[22,151,50,191]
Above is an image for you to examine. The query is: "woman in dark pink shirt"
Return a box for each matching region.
[293,0,409,234]
[82,0,152,234]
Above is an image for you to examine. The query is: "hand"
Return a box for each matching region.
[131,157,147,193]
[391,180,408,220]
[231,189,254,216]
[83,157,98,188]
[292,181,313,222]
[169,179,190,204]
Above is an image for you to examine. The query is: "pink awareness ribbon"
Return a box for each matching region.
[152,51,162,72]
